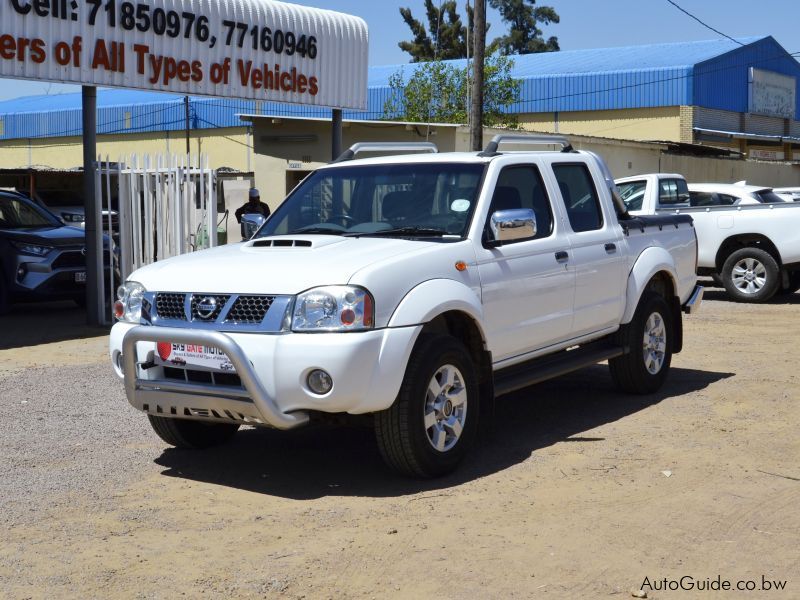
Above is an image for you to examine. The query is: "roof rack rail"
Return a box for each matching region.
[332,142,439,163]
[479,134,574,157]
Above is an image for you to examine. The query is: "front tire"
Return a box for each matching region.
[375,334,479,478]
[721,247,780,303]
[609,292,673,394]
[147,415,239,449]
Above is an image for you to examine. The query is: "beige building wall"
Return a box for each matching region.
[0,127,253,171]
[251,118,460,210]
[519,107,683,142]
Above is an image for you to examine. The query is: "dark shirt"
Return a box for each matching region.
[235,200,271,223]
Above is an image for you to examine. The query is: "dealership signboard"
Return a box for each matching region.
[0,0,368,108]
[748,68,796,120]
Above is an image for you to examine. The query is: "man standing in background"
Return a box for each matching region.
[235,188,271,223]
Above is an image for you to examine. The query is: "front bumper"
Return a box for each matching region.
[111,323,421,429]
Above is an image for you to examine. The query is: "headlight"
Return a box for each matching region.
[10,242,53,256]
[291,286,374,332]
[61,213,84,223]
[114,281,146,323]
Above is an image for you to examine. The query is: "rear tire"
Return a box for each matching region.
[721,247,779,303]
[609,292,673,394]
[374,334,479,478]
[147,415,239,449]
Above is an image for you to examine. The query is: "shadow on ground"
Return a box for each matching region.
[0,301,108,349]
[699,287,800,305]
[154,365,734,499]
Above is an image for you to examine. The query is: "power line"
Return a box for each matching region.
[664,0,744,46]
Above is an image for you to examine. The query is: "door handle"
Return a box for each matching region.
[555,251,569,263]
[605,243,617,253]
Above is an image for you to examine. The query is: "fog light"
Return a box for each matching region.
[307,369,333,395]
[16,265,27,281]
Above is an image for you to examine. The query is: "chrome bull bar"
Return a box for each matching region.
[122,325,309,430]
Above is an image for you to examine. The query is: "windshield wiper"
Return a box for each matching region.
[348,226,451,238]
[286,226,346,235]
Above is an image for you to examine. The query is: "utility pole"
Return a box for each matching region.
[184,95,190,155]
[470,0,486,151]
[82,85,101,326]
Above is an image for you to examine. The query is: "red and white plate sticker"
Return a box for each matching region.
[156,342,235,372]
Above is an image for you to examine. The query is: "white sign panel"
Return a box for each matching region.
[749,149,784,161]
[749,67,796,119]
[0,0,368,109]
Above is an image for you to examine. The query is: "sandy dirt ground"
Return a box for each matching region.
[1,289,798,599]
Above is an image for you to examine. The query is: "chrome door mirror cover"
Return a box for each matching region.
[241,213,267,240]
[488,208,538,246]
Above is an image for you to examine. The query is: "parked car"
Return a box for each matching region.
[688,183,788,206]
[110,135,702,477]
[773,187,800,202]
[0,190,114,313]
[616,173,800,302]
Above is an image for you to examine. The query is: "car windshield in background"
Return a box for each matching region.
[0,195,60,229]
[617,180,646,210]
[754,190,787,204]
[256,163,485,239]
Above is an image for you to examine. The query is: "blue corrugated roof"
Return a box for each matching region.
[1,36,796,140]
[368,36,767,85]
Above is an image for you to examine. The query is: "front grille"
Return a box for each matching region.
[52,251,85,269]
[191,294,230,321]
[151,291,280,327]
[155,293,187,320]
[226,295,274,323]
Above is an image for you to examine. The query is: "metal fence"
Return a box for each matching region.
[94,154,217,324]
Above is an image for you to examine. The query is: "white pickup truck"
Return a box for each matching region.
[616,173,800,302]
[110,135,702,477]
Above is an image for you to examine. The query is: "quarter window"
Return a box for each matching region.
[552,163,603,232]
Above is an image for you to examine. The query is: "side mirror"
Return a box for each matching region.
[487,208,537,247]
[241,213,266,240]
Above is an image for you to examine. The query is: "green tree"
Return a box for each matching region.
[398,0,479,62]
[488,0,560,54]
[383,53,521,128]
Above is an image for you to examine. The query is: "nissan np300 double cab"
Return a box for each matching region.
[111,135,702,477]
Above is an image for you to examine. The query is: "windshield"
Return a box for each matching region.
[0,195,61,229]
[617,180,647,211]
[256,162,485,239]
[753,190,787,204]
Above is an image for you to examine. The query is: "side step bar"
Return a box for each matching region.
[493,340,624,397]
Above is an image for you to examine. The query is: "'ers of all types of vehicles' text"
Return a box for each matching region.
[110,136,703,477]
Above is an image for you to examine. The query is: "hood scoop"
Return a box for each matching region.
[251,239,313,248]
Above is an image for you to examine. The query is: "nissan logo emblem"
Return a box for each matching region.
[196,297,218,320]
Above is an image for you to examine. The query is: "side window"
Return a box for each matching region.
[552,163,603,233]
[718,194,737,206]
[487,165,554,241]
[676,178,690,204]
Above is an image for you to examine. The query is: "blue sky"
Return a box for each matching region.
[1,0,798,101]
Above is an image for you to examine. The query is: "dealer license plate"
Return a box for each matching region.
[74,271,86,283]
[156,342,235,372]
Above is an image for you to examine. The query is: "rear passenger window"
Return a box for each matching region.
[552,163,603,232]
[487,165,554,240]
